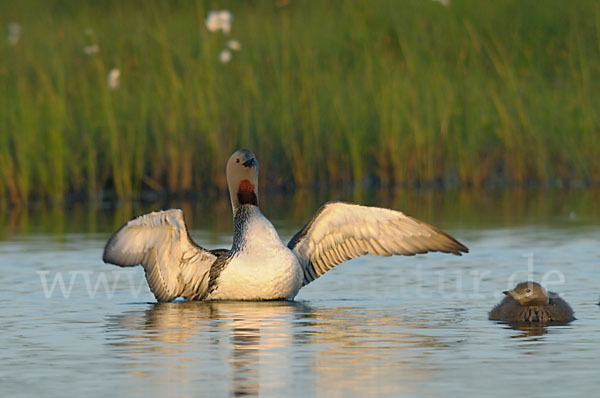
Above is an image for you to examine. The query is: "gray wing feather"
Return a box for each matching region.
[288,202,468,286]
[103,209,221,302]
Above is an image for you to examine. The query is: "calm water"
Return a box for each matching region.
[1,189,599,397]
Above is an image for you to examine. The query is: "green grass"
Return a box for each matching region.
[1,0,599,204]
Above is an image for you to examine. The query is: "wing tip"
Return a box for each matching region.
[102,208,189,267]
[102,249,113,264]
[102,230,121,265]
[102,217,135,266]
[102,239,139,267]
[452,242,469,256]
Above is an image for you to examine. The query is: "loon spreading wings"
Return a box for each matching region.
[103,149,468,302]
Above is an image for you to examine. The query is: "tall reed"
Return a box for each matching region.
[1,0,599,204]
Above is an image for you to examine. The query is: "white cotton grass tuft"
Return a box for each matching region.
[84,44,99,55]
[219,49,232,63]
[7,22,22,46]
[206,10,233,34]
[432,0,451,6]
[107,68,120,90]
[206,11,238,62]
[227,40,241,51]
[83,28,99,55]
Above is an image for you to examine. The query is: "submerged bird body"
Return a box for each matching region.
[103,149,468,302]
[489,281,575,323]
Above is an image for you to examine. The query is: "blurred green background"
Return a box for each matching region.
[1,0,599,205]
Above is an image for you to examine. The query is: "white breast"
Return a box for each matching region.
[208,211,303,300]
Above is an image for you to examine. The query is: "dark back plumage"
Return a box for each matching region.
[489,282,575,323]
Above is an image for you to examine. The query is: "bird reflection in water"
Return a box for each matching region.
[496,321,574,339]
[106,301,311,396]
[105,301,440,396]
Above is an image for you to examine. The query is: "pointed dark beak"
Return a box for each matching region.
[502,290,510,296]
[242,158,256,168]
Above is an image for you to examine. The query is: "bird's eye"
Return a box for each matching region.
[526,289,532,293]
[236,158,240,163]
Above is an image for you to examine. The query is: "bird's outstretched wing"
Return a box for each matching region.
[287,202,468,286]
[103,209,225,302]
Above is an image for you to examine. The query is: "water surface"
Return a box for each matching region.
[1,188,599,397]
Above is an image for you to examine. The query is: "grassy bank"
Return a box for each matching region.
[1,0,599,204]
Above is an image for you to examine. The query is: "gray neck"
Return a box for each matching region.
[232,205,260,252]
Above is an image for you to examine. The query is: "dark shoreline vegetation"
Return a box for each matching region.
[1,0,599,205]
[2,187,599,239]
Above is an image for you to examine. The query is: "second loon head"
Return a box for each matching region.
[226,149,259,210]
[503,281,549,306]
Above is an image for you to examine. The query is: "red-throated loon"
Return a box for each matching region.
[103,149,468,302]
[489,281,575,323]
